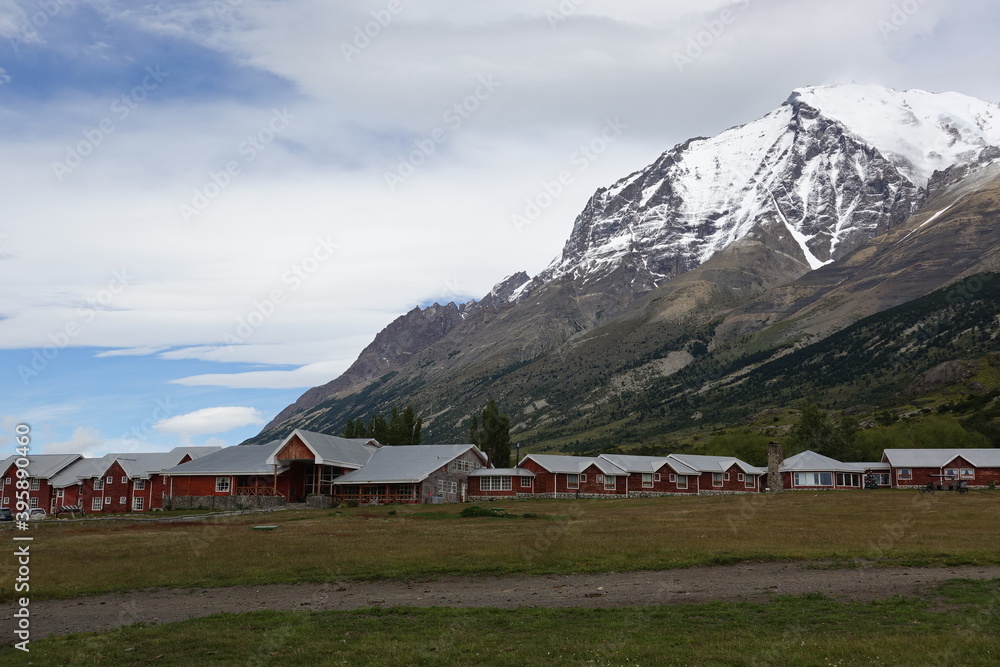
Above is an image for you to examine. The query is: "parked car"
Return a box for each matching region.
[27,508,46,519]
[0,508,12,522]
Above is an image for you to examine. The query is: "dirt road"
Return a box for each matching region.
[15,562,1000,639]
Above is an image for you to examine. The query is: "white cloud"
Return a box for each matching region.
[42,426,106,457]
[170,361,349,390]
[154,407,266,435]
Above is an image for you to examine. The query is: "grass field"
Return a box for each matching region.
[3,491,999,601]
[3,579,999,666]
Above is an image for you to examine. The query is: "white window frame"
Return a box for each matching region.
[450,481,458,494]
[580,474,587,483]
[93,478,104,490]
[520,476,531,488]
[745,475,755,489]
[121,476,128,484]
[104,496,112,505]
[642,473,653,488]
[134,479,146,490]
[897,468,912,480]
[723,473,730,482]
[4,477,9,485]
[961,468,975,479]
[133,497,144,511]
[793,472,833,487]
[676,475,687,489]
[29,478,40,491]
[737,473,745,482]
[596,474,604,483]
[669,473,677,483]
[437,479,444,492]
[873,473,890,486]
[118,496,126,505]
[29,497,39,508]
[654,473,661,482]
[92,497,103,511]
[604,476,616,490]
[944,468,959,479]
[106,476,113,484]
[56,488,64,499]
[215,477,231,493]
[566,474,579,489]
[480,477,512,492]
[713,473,724,487]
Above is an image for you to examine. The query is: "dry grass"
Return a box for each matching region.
[3,491,999,600]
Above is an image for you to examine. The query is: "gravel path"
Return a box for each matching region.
[13,563,1000,639]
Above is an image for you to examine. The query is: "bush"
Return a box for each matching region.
[460,505,515,518]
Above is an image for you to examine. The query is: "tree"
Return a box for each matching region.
[341,406,421,445]
[470,400,511,467]
[785,402,860,461]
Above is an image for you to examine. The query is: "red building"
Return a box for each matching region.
[517,455,630,498]
[882,449,1000,489]
[0,454,81,515]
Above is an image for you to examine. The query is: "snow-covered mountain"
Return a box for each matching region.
[521,84,1000,297]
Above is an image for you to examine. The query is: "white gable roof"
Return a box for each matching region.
[882,449,1000,468]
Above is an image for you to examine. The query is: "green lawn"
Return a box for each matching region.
[3,492,999,601]
[4,579,999,666]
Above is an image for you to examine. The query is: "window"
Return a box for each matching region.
[480,477,512,491]
[106,476,113,484]
[92,497,103,511]
[745,475,755,488]
[737,473,745,482]
[580,474,587,483]
[944,468,959,479]
[654,473,661,482]
[836,473,860,487]
[29,497,39,508]
[596,474,604,483]
[604,476,617,490]
[793,472,833,487]
[215,477,231,493]
[676,475,687,489]
[56,489,64,499]
[961,468,975,479]
[712,473,724,487]
[134,479,146,490]
[450,460,472,473]
[437,479,444,492]
[642,473,653,488]
[121,476,128,484]
[118,496,127,505]
[567,474,579,489]
[2,497,9,507]
[872,473,890,486]
[669,474,677,483]
[521,476,531,488]
[93,478,104,490]
[104,497,111,505]
[450,481,458,494]
[897,468,912,480]
[29,478,40,491]
[4,477,9,485]
[133,497,144,511]
[723,473,730,482]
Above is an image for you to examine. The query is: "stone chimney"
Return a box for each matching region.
[767,441,784,492]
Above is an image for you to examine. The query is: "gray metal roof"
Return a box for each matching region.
[1,454,82,481]
[116,446,223,479]
[667,454,760,475]
[267,430,379,468]
[882,449,1000,468]
[521,454,629,476]
[163,441,287,476]
[780,450,864,473]
[598,454,671,474]
[335,445,485,484]
[49,455,116,489]
[469,467,535,477]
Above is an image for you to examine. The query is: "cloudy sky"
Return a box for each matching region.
[1,0,998,457]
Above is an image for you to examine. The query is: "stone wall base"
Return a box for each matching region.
[165,495,287,511]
